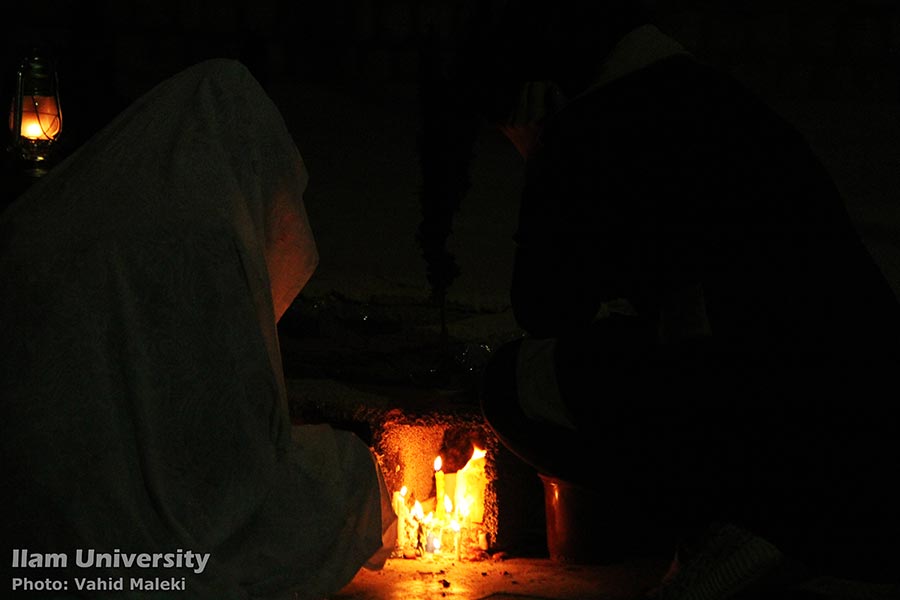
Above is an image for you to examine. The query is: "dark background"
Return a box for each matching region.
[4,0,899,150]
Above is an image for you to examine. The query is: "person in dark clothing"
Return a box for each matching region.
[452,0,900,595]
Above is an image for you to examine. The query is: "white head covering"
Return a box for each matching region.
[2,59,391,599]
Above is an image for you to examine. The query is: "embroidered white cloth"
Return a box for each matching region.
[1,59,393,599]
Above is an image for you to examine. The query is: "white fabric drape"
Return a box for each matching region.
[2,58,393,599]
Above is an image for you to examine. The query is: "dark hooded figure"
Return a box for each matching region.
[460,0,900,595]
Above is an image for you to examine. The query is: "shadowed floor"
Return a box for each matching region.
[332,556,672,600]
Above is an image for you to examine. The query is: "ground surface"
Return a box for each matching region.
[332,556,673,600]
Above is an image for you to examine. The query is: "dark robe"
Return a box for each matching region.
[495,48,900,580]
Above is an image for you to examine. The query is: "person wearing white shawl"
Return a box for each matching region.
[1,58,394,599]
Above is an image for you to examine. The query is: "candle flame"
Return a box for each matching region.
[391,440,491,559]
[459,497,472,518]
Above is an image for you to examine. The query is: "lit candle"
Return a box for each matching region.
[450,518,461,561]
[443,471,457,520]
[426,530,440,553]
[434,456,445,520]
[392,486,409,550]
[455,447,487,526]
[410,500,426,555]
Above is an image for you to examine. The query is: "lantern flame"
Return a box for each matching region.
[17,95,61,140]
